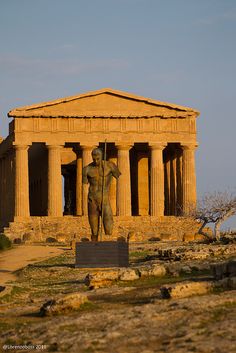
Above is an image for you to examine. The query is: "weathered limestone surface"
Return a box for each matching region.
[160,277,236,299]
[84,264,167,289]
[160,280,214,299]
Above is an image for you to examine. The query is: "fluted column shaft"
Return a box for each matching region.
[150,144,166,217]
[14,145,30,218]
[116,145,132,216]
[47,145,63,217]
[81,145,95,216]
[182,144,197,213]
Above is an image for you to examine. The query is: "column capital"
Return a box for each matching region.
[80,145,97,151]
[13,144,30,151]
[149,143,167,151]
[46,144,63,150]
[181,143,198,151]
[116,144,132,151]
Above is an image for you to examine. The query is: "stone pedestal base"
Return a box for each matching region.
[75,241,129,268]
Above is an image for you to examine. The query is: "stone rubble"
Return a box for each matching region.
[160,280,215,299]
[160,259,236,299]
[39,292,89,316]
[84,264,167,289]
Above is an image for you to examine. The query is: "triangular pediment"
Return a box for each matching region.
[8,88,199,119]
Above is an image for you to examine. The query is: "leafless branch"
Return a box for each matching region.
[185,191,236,241]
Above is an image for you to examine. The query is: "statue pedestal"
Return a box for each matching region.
[75,241,129,268]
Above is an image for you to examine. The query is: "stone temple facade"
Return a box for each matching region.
[0,88,200,242]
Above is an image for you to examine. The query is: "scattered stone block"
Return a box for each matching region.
[40,293,89,316]
[138,267,150,277]
[138,264,166,278]
[84,270,119,289]
[160,281,214,299]
[150,264,166,277]
[119,268,140,281]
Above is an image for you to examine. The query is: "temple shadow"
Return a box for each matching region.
[90,291,161,306]
[43,279,85,285]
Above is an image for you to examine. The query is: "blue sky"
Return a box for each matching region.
[1,0,236,227]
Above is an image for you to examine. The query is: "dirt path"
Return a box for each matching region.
[0,245,65,286]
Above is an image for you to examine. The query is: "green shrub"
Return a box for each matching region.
[0,234,12,251]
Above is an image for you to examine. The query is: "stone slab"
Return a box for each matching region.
[75,241,129,268]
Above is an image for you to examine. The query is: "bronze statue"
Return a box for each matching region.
[82,148,121,241]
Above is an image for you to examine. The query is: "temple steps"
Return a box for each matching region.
[3,216,203,243]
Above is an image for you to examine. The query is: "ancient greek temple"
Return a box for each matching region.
[0,88,199,241]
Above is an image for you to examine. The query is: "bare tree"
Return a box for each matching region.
[189,191,236,241]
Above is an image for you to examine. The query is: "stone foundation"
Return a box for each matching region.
[3,216,204,243]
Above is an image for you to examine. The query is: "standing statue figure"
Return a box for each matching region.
[82,148,121,241]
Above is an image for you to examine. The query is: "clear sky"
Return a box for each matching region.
[1,0,236,227]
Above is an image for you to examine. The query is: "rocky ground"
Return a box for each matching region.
[0,240,236,353]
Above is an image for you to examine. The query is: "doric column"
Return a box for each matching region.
[14,145,30,218]
[116,144,132,216]
[81,145,96,216]
[73,147,83,216]
[176,148,183,215]
[182,143,197,213]
[150,143,166,217]
[47,145,63,217]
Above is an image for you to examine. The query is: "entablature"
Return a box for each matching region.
[12,116,196,135]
